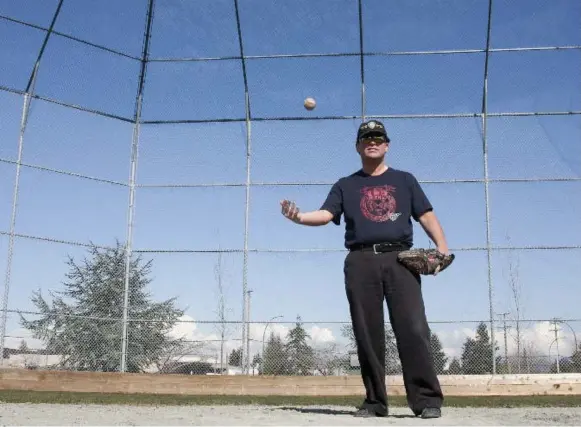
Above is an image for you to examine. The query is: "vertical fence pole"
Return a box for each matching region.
[232,0,252,374]
[357,0,366,122]
[241,96,252,374]
[120,0,155,373]
[0,0,63,364]
[0,89,32,365]
[481,0,496,375]
[246,289,252,373]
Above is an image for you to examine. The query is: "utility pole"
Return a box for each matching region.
[498,312,511,374]
[550,318,560,374]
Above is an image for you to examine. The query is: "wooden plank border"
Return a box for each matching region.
[1,369,581,396]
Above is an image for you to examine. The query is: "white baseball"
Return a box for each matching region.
[304,97,316,110]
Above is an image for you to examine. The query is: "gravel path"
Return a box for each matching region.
[1,404,580,425]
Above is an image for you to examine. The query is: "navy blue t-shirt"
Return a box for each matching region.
[320,167,432,249]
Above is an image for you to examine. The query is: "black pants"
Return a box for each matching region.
[344,249,443,415]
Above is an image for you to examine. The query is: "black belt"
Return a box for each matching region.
[349,242,410,253]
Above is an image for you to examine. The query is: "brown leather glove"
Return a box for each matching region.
[397,248,455,276]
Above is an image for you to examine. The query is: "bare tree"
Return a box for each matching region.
[155,338,206,372]
[506,234,524,373]
[311,342,348,376]
[521,339,550,374]
[214,250,232,374]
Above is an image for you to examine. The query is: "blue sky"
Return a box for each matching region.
[1,0,580,361]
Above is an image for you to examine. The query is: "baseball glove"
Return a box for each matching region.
[397,248,455,276]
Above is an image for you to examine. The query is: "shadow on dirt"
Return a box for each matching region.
[273,406,417,418]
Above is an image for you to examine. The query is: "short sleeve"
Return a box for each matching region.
[320,181,343,225]
[407,173,433,221]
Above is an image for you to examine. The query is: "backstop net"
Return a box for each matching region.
[0,0,579,377]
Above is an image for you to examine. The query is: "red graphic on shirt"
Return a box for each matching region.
[360,185,397,222]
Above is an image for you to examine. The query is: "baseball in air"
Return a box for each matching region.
[304,97,316,110]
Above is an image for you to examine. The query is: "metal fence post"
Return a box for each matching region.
[120,0,155,373]
[0,0,64,365]
[481,0,496,375]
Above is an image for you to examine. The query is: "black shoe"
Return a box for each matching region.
[354,407,388,418]
[420,407,441,419]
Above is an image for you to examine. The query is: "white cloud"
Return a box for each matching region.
[248,322,290,343]
[436,327,477,360]
[435,320,578,365]
[308,325,336,344]
[168,314,217,342]
[246,322,336,346]
[499,320,577,357]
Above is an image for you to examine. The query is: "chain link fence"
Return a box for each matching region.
[4,315,581,376]
[1,0,580,377]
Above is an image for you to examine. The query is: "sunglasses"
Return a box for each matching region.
[358,135,387,143]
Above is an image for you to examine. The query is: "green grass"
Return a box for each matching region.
[1,390,580,407]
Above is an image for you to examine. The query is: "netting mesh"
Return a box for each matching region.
[0,0,580,376]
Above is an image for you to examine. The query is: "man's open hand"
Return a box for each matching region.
[280,199,301,223]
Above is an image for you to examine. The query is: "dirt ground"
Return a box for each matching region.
[1,403,581,425]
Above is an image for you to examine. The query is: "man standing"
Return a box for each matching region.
[280,120,448,419]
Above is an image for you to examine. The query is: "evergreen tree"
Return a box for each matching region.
[550,344,581,373]
[18,340,29,353]
[262,332,288,375]
[572,345,581,372]
[285,316,314,375]
[430,332,448,374]
[446,357,462,374]
[251,353,262,373]
[20,242,184,373]
[229,348,242,367]
[460,322,500,374]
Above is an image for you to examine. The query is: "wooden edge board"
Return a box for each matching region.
[1,369,580,396]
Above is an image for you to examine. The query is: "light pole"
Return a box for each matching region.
[554,318,578,356]
[261,315,283,374]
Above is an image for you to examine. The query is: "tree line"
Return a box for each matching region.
[13,243,581,374]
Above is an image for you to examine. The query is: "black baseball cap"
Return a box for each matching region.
[357,120,390,142]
